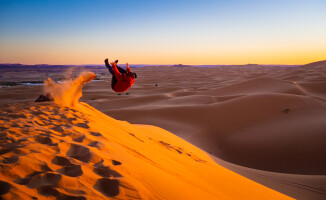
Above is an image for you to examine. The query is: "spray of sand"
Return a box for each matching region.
[43,72,96,107]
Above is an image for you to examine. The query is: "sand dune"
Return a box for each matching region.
[106,93,326,173]
[1,61,326,199]
[200,77,304,96]
[0,104,291,199]
[214,156,326,200]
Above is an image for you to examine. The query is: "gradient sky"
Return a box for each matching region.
[0,0,325,65]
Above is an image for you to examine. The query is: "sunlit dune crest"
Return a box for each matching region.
[0,73,292,199]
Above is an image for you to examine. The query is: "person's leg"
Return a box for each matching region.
[106,63,114,75]
[111,64,123,80]
[105,59,119,88]
[105,59,114,75]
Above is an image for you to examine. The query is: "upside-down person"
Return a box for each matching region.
[104,58,137,93]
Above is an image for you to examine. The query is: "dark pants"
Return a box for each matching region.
[105,63,127,88]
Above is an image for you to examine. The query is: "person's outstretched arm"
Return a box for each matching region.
[126,63,131,73]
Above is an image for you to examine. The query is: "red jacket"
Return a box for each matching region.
[112,65,135,92]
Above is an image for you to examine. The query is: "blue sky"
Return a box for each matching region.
[0,0,325,65]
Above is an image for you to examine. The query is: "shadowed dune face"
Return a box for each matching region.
[0,180,11,196]
[66,144,92,163]
[94,178,120,197]
[79,64,326,175]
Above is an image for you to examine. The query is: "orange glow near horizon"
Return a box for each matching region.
[1,45,325,66]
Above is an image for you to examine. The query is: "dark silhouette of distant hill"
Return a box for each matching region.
[299,60,326,68]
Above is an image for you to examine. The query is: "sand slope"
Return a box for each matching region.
[214,156,326,200]
[0,101,292,199]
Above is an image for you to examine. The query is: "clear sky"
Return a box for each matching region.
[0,0,325,65]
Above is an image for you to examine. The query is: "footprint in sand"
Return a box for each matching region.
[36,186,60,198]
[28,173,61,189]
[66,144,92,163]
[40,163,53,172]
[35,135,55,146]
[94,178,120,197]
[52,156,83,177]
[15,172,61,189]
[52,156,73,166]
[88,141,103,149]
[57,164,83,177]
[14,172,41,185]
[0,180,11,196]
[112,160,122,166]
[157,140,207,163]
[75,123,90,129]
[51,125,65,133]
[0,156,19,164]
[0,136,30,156]
[93,160,122,178]
[93,160,123,197]
[90,131,102,137]
[93,165,122,178]
[71,134,86,143]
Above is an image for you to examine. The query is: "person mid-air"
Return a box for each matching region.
[104,58,137,93]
